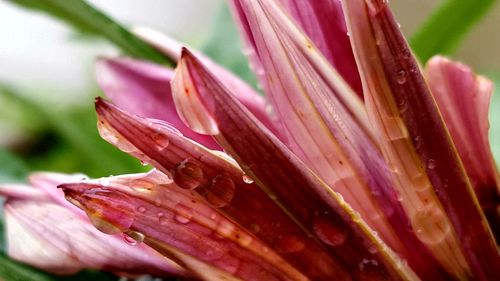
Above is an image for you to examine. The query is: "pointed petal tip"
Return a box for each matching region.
[172,49,220,136]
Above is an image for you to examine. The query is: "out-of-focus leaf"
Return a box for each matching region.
[0,85,144,177]
[7,0,172,65]
[0,252,118,281]
[202,3,258,89]
[0,149,28,184]
[410,0,496,62]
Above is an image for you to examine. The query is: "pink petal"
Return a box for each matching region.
[132,27,281,136]
[224,2,456,278]
[94,98,349,280]
[277,0,362,96]
[425,56,500,238]
[61,171,308,281]
[96,57,218,149]
[0,184,48,201]
[172,48,422,281]
[5,199,182,276]
[342,0,499,279]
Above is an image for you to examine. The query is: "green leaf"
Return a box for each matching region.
[8,0,173,65]
[410,0,496,62]
[0,252,118,281]
[201,3,258,89]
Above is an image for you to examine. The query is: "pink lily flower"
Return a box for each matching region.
[3,0,499,280]
[0,173,184,276]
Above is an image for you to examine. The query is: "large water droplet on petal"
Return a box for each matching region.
[313,216,348,247]
[206,175,235,208]
[173,159,204,189]
[412,204,451,245]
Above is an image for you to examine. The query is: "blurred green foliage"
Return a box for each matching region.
[410,0,497,62]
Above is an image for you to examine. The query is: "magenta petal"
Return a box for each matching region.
[94,98,353,280]
[172,48,423,281]
[425,56,500,238]
[277,0,362,96]
[132,27,281,136]
[5,199,182,276]
[342,0,500,280]
[0,184,48,201]
[96,57,218,149]
[61,171,308,281]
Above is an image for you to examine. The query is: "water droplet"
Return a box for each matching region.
[396,70,407,85]
[358,258,379,271]
[277,235,305,253]
[413,135,422,149]
[173,159,204,189]
[174,204,193,224]
[206,174,235,208]
[140,160,149,166]
[89,215,123,235]
[412,205,451,245]
[130,179,155,193]
[313,216,347,247]
[427,159,436,169]
[137,206,146,213]
[152,131,169,150]
[123,231,145,245]
[242,174,254,184]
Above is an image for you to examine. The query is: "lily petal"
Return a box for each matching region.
[425,56,500,239]
[1,173,184,277]
[5,199,181,276]
[342,0,499,280]
[277,0,362,96]
[94,98,352,280]
[0,184,48,201]
[131,26,280,135]
[61,170,308,281]
[227,1,454,279]
[96,57,218,149]
[172,48,422,281]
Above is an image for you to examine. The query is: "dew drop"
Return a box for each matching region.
[152,131,169,150]
[277,235,305,253]
[140,160,149,166]
[89,215,123,235]
[130,179,155,193]
[174,204,193,224]
[313,216,347,247]
[242,174,254,184]
[206,175,235,208]
[137,206,146,213]
[173,159,204,189]
[123,231,145,245]
[412,205,451,245]
[396,70,407,85]
[427,159,436,169]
